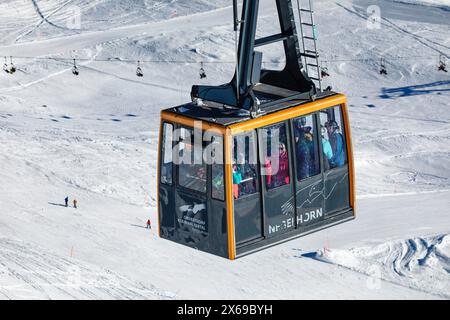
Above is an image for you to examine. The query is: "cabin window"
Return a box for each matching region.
[293,114,320,180]
[232,131,259,199]
[320,106,348,170]
[177,127,207,193]
[161,122,173,185]
[261,122,291,190]
[209,134,225,201]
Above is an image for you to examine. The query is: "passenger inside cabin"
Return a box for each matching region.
[212,168,224,199]
[326,120,345,168]
[277,143,290,186]
[321,125,333,170]
[232,164,242,199]
[294,117,315,180]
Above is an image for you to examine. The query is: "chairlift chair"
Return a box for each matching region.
[8,56,16,74]
[72,59,79,76]
[438,54,448,73]
[321,66,330,78]
[199,62,207,79]
[136,60,144,77]
[380,57,387,75]
[3,56,9,74]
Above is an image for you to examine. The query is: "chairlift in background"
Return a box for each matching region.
[321,66,330,78]
[379,57,387,75]
[72,59,79,76]
[8,56,16,74]
[199,62,207,79]
[136,60,144,77]
[438,54,447,73]
[3,56,9,74]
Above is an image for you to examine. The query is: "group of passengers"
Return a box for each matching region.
[294,117,345,180]
[231,117,346,199]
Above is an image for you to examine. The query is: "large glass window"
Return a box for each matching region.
[161,122,173,185]
[261,122,291,190]
[293,114,320,181]
[232,131,259,199]
[320,106,347,170]
[177,127,207,193]
[209,134,225,201]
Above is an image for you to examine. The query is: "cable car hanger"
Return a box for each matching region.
[191,0,318,118]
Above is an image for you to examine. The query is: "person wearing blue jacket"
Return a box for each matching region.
[321,126,333,170]
[326,121,345,168]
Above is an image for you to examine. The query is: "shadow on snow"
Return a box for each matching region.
[380,81,450,99]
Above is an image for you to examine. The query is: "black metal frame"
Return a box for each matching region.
[191,0,316,115]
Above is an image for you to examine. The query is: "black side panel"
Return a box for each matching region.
[173,190,209,252]
[324,167,350,216]
[264,183,296,237]
[296,178,325,229]
[234,194,263,245]
[159,184,176,238]
[208,202,229,258]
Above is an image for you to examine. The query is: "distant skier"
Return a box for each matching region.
[65,196,69,207]
[146,219,151,230]
[73,199,77,209]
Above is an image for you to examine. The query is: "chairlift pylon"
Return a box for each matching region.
[199,62,207,79]
[379,57,387,75]
[72,59,79,76]
[136,60,144,77]
[438,54,448,73]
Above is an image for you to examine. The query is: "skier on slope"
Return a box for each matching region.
[73,199,77,209]
[65,196,69,207]
[146,219,151,230]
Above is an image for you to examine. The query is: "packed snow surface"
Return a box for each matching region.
[0,0,449,299]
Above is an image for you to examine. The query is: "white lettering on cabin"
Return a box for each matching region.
[298,208,323,224]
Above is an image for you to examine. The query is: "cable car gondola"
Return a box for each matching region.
[157,0,355,259]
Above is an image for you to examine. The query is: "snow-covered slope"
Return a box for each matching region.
[0,0,229,44]
[0,238,175,299]
[0,0,449,299]
[306,234,450,299]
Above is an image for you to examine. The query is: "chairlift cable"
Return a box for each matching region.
[0,54,447,64]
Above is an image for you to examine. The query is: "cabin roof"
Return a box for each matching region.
[163,85,338,127]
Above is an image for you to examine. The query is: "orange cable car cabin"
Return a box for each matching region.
[157,0,355,259]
